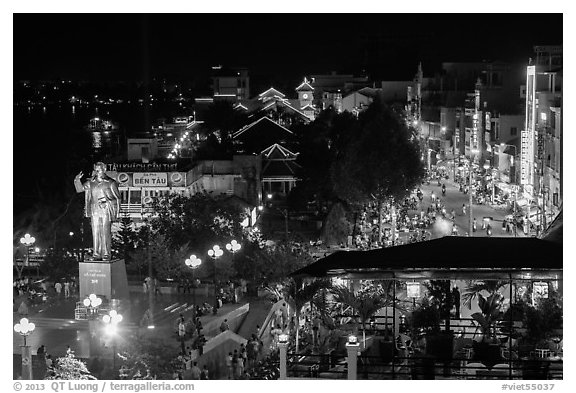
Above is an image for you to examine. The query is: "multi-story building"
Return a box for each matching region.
[310,72,371,110]
[106,155,261,227]
[211,65,250,100]
[521,45,562,226]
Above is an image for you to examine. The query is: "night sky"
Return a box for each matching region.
[14,14,563,83]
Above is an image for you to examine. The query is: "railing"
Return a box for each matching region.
[354,354,562,380]
[287,353,347,379]
[120,204,154,216]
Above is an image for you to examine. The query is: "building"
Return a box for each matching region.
[106,156,261,227]
[310,72,371,110]
[211,65,250,100]
[520,46,562,226]
[341,87,379,115]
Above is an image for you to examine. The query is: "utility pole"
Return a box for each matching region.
[147,221,154,328]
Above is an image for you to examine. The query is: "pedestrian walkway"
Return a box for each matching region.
[236,298,273,340]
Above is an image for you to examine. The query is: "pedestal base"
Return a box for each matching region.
[79,259,129,301]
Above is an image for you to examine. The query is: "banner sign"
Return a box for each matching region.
[133,173,168,187]
[407,282,421,298]
[532,282,549,305]
[107,163,178,172]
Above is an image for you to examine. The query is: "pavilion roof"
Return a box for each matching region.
[290,236,562,280]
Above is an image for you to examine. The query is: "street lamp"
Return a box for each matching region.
[185,255,202,307]
[225,240,241,256]
[20,233,36,278]
[103,310,123,372]
[208,245,223,314]
[14,318,36,379]
[83,294,103,319]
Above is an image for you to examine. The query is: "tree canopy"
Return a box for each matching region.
[331,98,425,206]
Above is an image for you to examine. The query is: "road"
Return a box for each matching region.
[412,177,522,239]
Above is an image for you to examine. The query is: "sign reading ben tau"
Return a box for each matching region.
[133,173,168,187]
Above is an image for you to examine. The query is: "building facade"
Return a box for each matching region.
[520,46,562,225]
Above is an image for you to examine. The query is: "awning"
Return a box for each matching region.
[290,236,562,280]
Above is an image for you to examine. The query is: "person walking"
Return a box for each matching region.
[178,320,187,354]
[54,282,62,297]
[235,349,244,378]
[190,362,202,380]
[220,318,229,333]
[232,350,240,379]
[225,352,233,379]
[200,365,209,380]
[452,287,461,318]
[64,281,70,298]
[462,204,466,216]
[240,343,248,367]
[45,354,53,368]
[37,345,46,357]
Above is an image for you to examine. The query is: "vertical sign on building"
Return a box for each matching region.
[521,66,537,194]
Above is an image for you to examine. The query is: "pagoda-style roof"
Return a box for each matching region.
[258,87,286,101]
[261,143,298,159]
[232,117,295,154]
[290,236,562,280]
[295,78,314,92]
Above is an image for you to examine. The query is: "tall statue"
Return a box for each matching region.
[74,162,121,261]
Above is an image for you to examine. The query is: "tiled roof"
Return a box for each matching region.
[261,143,298,159]
[233,116,294,139]
[295,80,314,91]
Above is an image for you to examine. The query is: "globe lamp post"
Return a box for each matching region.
[185,255,202,307]
[208,245,223,314]
[14,318,36,379]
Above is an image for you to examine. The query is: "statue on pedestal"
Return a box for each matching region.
[74,162,121,261]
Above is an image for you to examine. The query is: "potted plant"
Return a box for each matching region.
[470,293,505,367]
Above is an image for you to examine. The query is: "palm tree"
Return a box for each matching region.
[332,285,388,347]
[471,293,504,342]
[268,278,331,353]
[462,280,509,310]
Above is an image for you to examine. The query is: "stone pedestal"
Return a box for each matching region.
[79,259,129,301]
[279,342,288,379]
[346,342,360,380]
[21,345,32,380]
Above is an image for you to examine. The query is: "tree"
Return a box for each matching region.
[45,352,96,380]
[112,214,138,264]
[462,280,509,309]
[425,280,453,331]
[150,193,247,252]
[271,278,331,353]
[331,98,425,240]
[470,293,504,342]
[321,202,352,246]
[240,240,314,286]
[117,336,178,379]
[39,248,79,282]
[332,285,388,345]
